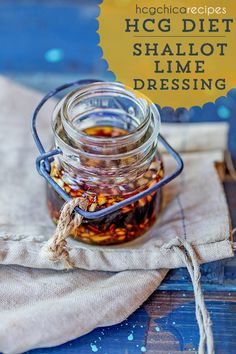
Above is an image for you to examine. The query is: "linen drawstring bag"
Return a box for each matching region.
[0,76,233,354]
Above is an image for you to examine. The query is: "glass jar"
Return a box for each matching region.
[46,82,164,245]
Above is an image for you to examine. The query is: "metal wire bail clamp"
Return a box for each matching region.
[31,79,184,220]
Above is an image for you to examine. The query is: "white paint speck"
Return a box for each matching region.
[90,343,98,352]
[128,333,134,341]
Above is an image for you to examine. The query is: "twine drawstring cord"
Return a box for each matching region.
[42,197,88,269]
[162,238,215,354]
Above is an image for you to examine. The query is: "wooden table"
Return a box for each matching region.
[24,291,236,354]
[1,1,235,353]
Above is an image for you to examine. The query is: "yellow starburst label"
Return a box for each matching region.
[98,0,236,108]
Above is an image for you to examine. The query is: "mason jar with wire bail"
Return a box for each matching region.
[46,82,164,245]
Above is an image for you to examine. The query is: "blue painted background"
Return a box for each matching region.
[0,1,112,79]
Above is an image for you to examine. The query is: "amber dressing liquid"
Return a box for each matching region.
[47,126,163,245]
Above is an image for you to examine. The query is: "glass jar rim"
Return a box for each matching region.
[61,82,154,145]
[52,82,161,159]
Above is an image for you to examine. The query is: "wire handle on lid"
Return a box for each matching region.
[31,79,184,220]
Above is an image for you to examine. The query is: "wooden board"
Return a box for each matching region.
[25,291,236,354]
